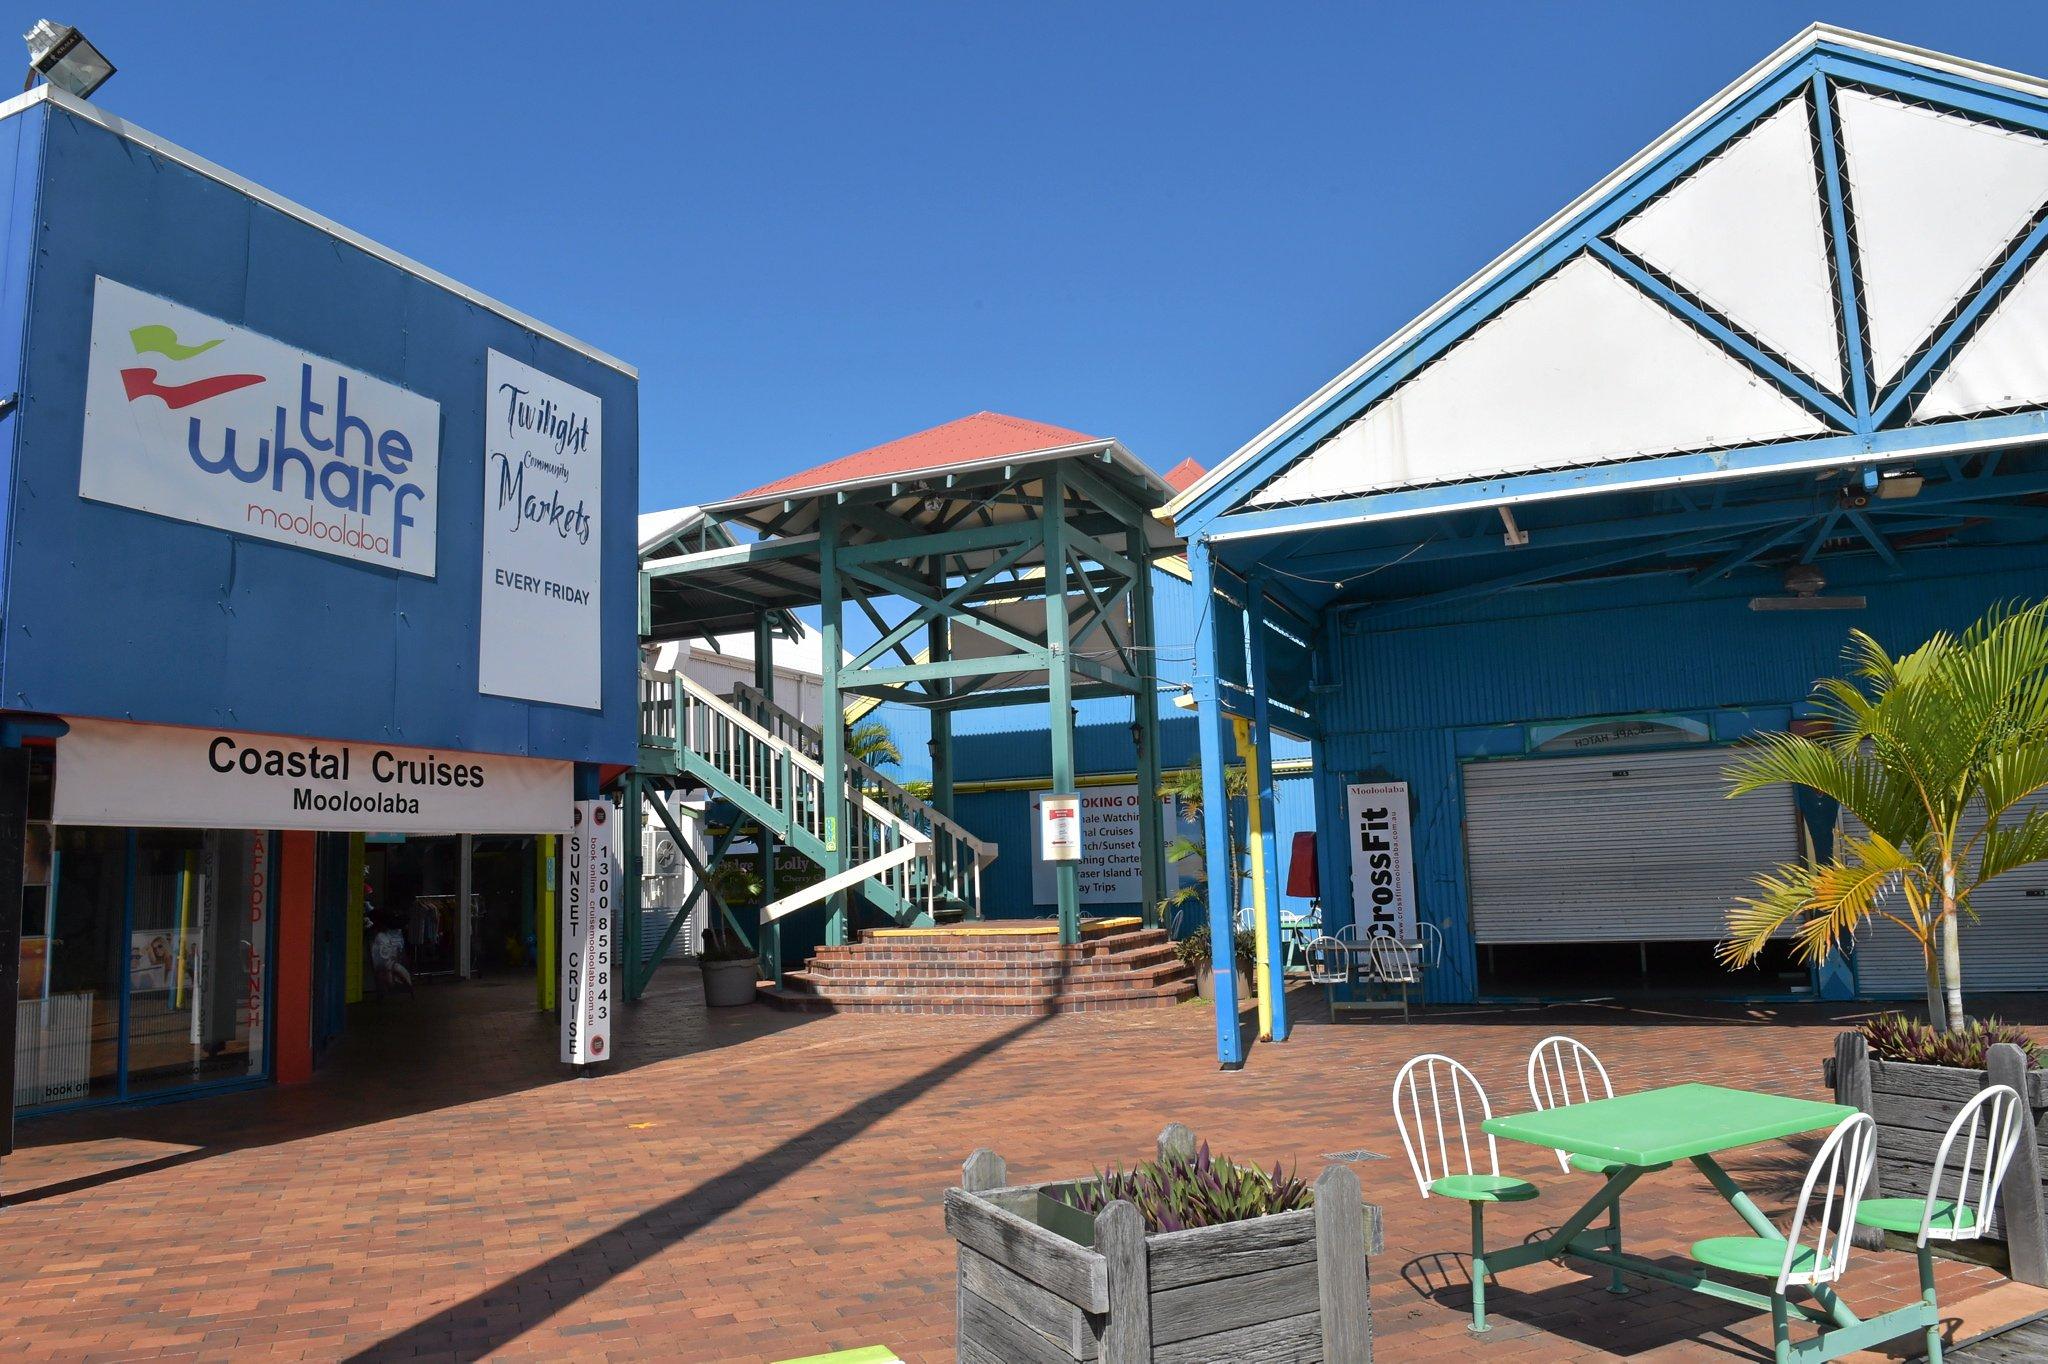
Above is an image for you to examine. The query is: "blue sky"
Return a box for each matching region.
[49,3,2048,509]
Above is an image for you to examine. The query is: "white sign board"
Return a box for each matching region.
[480,350,604,709]
[1346,781,1417,938]
[51,718,573,834]
[80,276,441,575]
[561,798,615,1065]
[1030,785,1204,907]
[1040,793,1082,862]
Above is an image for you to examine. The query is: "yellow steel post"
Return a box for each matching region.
[1231,715,1274,1041]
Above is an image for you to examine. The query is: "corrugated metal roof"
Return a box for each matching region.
[725,412,1101,505]
[1163,458,1205,492]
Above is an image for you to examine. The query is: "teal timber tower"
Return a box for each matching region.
[638,413,1180,972]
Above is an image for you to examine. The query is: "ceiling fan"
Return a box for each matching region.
[1750,563,1866,612]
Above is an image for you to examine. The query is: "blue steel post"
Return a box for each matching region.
[1246,575,1290,1041]
[1189,536,1247,1067]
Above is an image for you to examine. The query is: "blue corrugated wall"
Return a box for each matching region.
[0,106,45,634]
[870,568,1314,923]
[1,104,639,764]
[1314,541,2048,1002]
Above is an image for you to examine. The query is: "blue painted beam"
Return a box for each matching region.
[1203,416,2048,545]
[1349,528,1737,618]
[1871,209,2048,426]
[1591,240,1855,427]
[1171,57,1824,535]
[1843,507,1899,567]
[1811,72,1875,425]
[1688,516,1818,588]
[1189,537,1247,1068]
[1798,508,1845,563]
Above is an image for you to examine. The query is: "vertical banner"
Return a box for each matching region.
[1346,782,1416,939]
[560,800,615,1064]
[481,350,604,709]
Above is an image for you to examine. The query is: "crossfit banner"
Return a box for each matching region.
[1345,781,1416,939]
[560,799,615,1064]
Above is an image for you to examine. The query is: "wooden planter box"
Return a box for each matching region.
[1826,1032,2048,1284]
[945,1123,1382,1363]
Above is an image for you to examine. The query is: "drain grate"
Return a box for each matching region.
[1321,1148,1388,1163]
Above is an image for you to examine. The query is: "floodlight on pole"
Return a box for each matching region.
[23,20,114,98]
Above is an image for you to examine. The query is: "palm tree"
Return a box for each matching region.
[846,719,901,768]
[1722,600,2048,1032]
[1158,761,1249,931]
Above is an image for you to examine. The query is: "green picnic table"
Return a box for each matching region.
[1476,1082,1937,1359]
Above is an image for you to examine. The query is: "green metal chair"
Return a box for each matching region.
[1392,1052,1542,1333]
[1692,1112,1875,1363]
[1853,1083,2024,1364]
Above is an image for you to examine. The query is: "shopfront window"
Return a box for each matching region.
[15,751,275,1114]
[124,830,269,1096]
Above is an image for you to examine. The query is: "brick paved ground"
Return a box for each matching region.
[2,972,2043,1362]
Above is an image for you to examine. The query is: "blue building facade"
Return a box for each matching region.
[1165,27,2048,1064]
[0,87,638,1132]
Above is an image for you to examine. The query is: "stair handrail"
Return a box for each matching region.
[664,669,927,846]
[727,681,996,867]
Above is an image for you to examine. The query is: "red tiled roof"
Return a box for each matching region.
[729,412,1101,504]
[1162,457,1205,492]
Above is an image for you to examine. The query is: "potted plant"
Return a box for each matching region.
[698,917,760,1008]
[948,1122,1379,1362]
[1172,925,1257,1004]
[1826,1016,2048,1283]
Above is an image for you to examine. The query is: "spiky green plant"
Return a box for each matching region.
[1054,1142,1312,1234]
[1723,600,2048,1033]
[1857,1012,2045,1069]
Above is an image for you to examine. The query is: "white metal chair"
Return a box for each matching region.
[1306,934,1348,987]
[1854,1084,2025,1364]
[1391,1053,1541,1332]
[1692,1112,1876,1360]
[1526,1036,1618,1174]
[1526,1035,1632,1294]
[1367,929,1420,1020]
[1416,920,1446,970]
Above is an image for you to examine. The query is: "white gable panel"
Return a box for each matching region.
[1837,86,2048,387]
[1613,99,1841,392]
[1248,256,1829,507]
[1917,248,2048,420]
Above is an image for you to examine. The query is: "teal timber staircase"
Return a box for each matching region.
[639,667,995,933]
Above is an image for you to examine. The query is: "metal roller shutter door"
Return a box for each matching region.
[1463,746,1800,944]
[1846,802,2048,995]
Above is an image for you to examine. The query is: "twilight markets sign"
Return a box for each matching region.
[79,277,442,576]
[51,719,571,834]
[479,350,604,709]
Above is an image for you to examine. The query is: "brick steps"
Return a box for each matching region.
[761,924,1196,1016]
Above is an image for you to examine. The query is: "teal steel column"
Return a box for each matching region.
[1042,468,1082,946]
[1129,526,1164,930]
[1245,574,1289,1042]
[621,773,644,999]
[820,501,850,947]
[1189,535,1246,1067]
[928,568,955,904]
[754,612,783,984]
